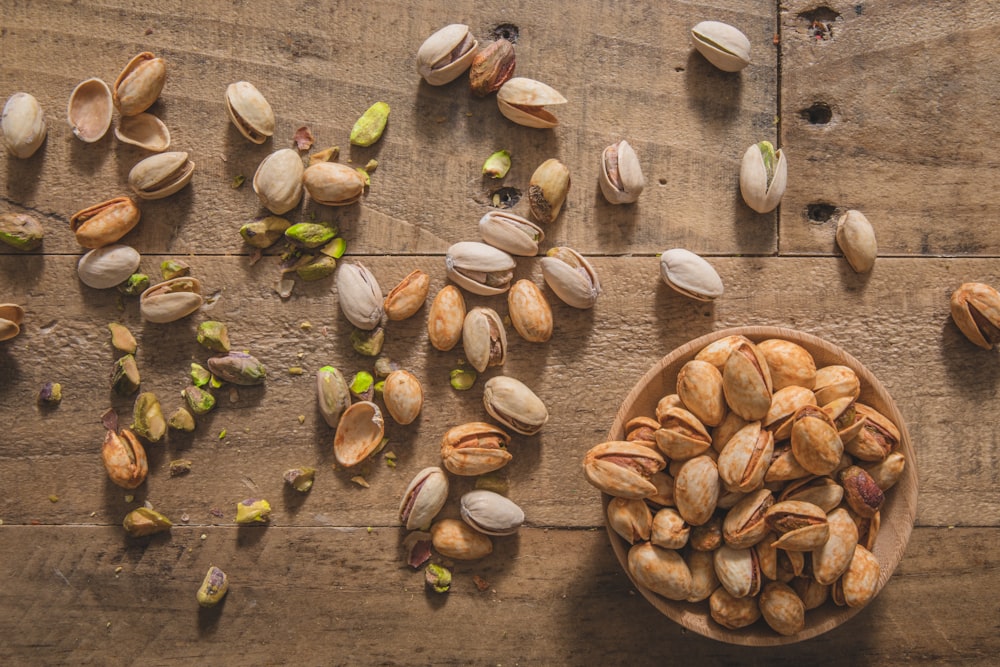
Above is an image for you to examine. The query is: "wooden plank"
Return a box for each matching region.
[0,0,777,258]
[0,525,995,664]
[779,1,1000,256]
[2,255,997,529]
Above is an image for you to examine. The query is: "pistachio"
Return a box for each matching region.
[207,352,266,386]
[303,162,366,206]
[78,244,141,290]
[582,441,665,499]
[713,544,761,598]
[101,428,148,489]
[111,354,141,395]
[710,587,761,629]
[333,401,385,467]
[659,249,724,301]
[117,273,149,296]
[483,375,549,436]
[240,216,291,249]
[846,403,900,462]
[296,255,337,281]
[383,369,423,425]
[676,360,727,427]
[599,140,645,204]
[284,222,336,249]
[462,307,507,373]
[384,269,430,321]
[528,158,571,223]
[430,518,493,560]
[400,467,449,530]
[235,498,272,524]
[686,549,721,603]
[950,282,1000,349]
[349,371,375,402]
[253,148,305,215]
[740,140,788,213]
[813,365,861,405]
[350,101,390,147]
[284,467,316,493]
[722,340,773,421]
[862,451,906,491]
[758,338,817,391]
[759,582,805,636]
[654,407,712,461]
[425,563,452,593]
[778,475,843,513]
[441,422,512,476]
[159,259,189,281]
[132,391,166,442]
[123,507,172,537]
[168,408,195,432]
[66,78,112,143]
[427,285,466,351]
[225,81,275,144]
[764,500,830,551]
[71,197,141,249]
[450,368,476,390]
[722,488,774,549]
[496,77,566,128]
[507,279,553,343]
[2,92,46,158]
[650,507,690,550]
[113,52,166,116]
[470,39,516,96]
[317,366,351,429]
[337,262,384,330]
[445,241,516,296]
[309,145,340,165]
[690,21,751,72]
[479,210,544,257]
[812,507,859,586]
[607,496,653,544]
[460,489,525,536]
[128,151,195,200]
[541,246,601,309]
[839,465,884,518]
[190,363,212,387]
[196,566,229,608]
[417,24,478,85]
[482,149,512,178]
[114,112,170,151]
[674,455,721,526]
[836,210,878,273]
[182,385,216,415]
[790,404,844,476]
[628,542,693,601]
[38,382,62,405]
[833,545,880,608]
[0,212,44,250]
[717,422,774,494]
[197,321,231,353]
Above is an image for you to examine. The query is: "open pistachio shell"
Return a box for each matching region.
[583,441,665,499]
[114,113,170,152]
[70,197,141,249]
[540,247,601,309]
[440,422,512,476]
[740,141,787,214]
[496,77,566,128]
[691,21,751,72]
[950,281,1000,349]
[599,139,645,204]
[225,81,275,144]
[445,241,515,296]
[67,78,112,143]
[483,375,548,436]
[479,210,544,257]
[416,24,478,86]
[462,306,507,373]
[333,401,385,467]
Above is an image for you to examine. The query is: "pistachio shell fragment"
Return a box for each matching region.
[836,209,878,273]
[497,77,566,128]
[350,101,390,147]
[417,24,478,86]
[114,112,170,151]
[740,141,787,214]
[2,92,46,158]
[225,81,275,144]
[196,566,229,607]
[483,375,548,436]
[691,21,751,72]
[0,304,23,342]
[128,151,194,200]
[333,401,385,467]
[113,52,166,116]
[0,212,44,251]
[659,249,724,301]
[67,78,113,143]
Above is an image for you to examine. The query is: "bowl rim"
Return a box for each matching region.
[603,325,918,646]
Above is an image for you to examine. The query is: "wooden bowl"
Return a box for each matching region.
[604,326,918,645]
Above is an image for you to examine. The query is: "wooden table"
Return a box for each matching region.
[2,1,997,663]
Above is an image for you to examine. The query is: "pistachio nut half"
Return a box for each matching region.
[445,241,515,296]
[460,489,525,536]
[2,92,46,158]
[507,279,553,343]
[950,281,1000,349]
[582,441,665,499]
[384,269,430,321]
[333,401,385,468]
[462,307,507,373]
[67,78,112,143]
[77,244,141,290]
[317,366,351,429]
[128,151,195,200]
[659,248,724,301]
[483,375,549,436]
[337,262,384,330]
[114,112,170,152]
[0,212,44,251]
[836,209,878,273]
[479,210,544,257]
[383,369,423,425]
[303,162,366,206]
[140,277,203,323]
[399,467,449,531]
[497,77,566,128]
[628,542,693,601]
[253,148,305,215]
[528,158,571,224]
[0,303,25,342]
[102,428,148,489]
[599,140,645,204]
[70,197,141,249]
[541,246,601,309]
[225,81,275,144]
[113,52,166,117]
[197,566,229,608]
[691,21,751,72]
[427,285,466,351]
[740,141,787,214]
[417,24,478,86]
[430,518,493,560]
[441,422,512,476]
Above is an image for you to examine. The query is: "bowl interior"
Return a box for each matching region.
[604,326,918,646]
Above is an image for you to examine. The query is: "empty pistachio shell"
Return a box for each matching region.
[77,244,141,289]
[445,241,516,296]
[427,285,466,351]
[225,81,275,144]
[0,212,44,251]
[196,566,229,607]
[2,92,46,158]
[417,24,478,86]
[659,248,724,301]
[599,140,645,204]
[70,197,141,249]
[483,375,548,436]
[462,307,507,373]
[497,77,566,128]
[836,210,878,273]
[479,210,544,257]
[67,78,112,143]
[253,148,305,215]
[691,21,751,72]
[140,277,203,323]
[128,151,195,200]
[113,52,166,116]
[400,466,449,530]
[337,262,384,330]
[114,112,170,151]
[740,141,787,214]
[333,401,385,467]
[541,247,601,309]
[460,489,525,536]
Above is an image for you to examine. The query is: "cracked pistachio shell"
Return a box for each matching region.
[628,542,693,601]
[0,212,44,251]
[676,359,727,427]
[790,405,844,475]
[778,475,844,513]
[722,340,773,421]
[2,93,46,158]
[497,77,566,128]
[337,262,384,330]
[427,285,465,351]
[836,209,878,273]
[813,365,861,406]
[114,112,170,151]
[541,247,601,309]
[765,500,830,551]
[333,401,385,467]
[718,421,774,494]
[758,339,817,391]
[847,404,899,462]
[70,197,141,249]
[599,140,645,204]
[674,455,720,526]
[759,582,806,636]
[764,386,816,438]
[462,307,507,373]
[528,158,571,223]
[685,549,721,603]
[384,269,430,321]
[654,407,712,461]
[695,335,753,370]
[77,244,141,290]
[383,369,423,425]
[483,375,548,436]
[713,544,761,599]
[253,148,304,215]
[140,277,203,323]
[417,24,478,86]
[950,282,1000,349]
[430,518,493,560]
[102,428,148,489]
[722,488,774,549]
[691,21,751,72]
[507,279,553,343]
[607,496,652,544]
[317,366,351,428]
[445,241,516,296]
[303,162,365,206]
[659,248,724,301]
[399,466,449,531]
[67,78,112,143]
[440,422,512,476]
[479,210,545,257]
[740,141,787,213]
[225,81,275,144]
[128,151,194,200]
[113,52,166,116]
[812,507,858,585]
[583,442,665,499]
[460,489,525,536]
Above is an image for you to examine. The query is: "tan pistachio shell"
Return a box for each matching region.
[113,52,166,116]
[225,81,275,144]
[650,507,690,550]
[128,151,194,200]
[759,582,806,636]
[673,455,720,526]
[836,209,878,273]
[740,142,787,213]
[790,405,844,475]
[303,161,365,206]
[690,515,723,552]
[496,77,566,128]
[333,401,385,467]
[540,247,601,309]
[691,21,751,72]
[2,92,47,158]
[846,403,900,462]
[793,577,831,611]
[599,139,645,204]
[399,466,448,530]
[582,441,665,499]
[77,244,141,289]
[654,407,712,461]
[834,544,880,608]
[101,428,148,489]
[628,542,693,601]
[67,78,112,142]
[459,490,524,536]
[685,549,721,603]
[445,241,516,296]
[139,277,203,323]
[417,24,478,86]
[528,158,571,223]
[812,507,859,585]
[659,248,724,301]
[950,282,1000,349]
[383,370,423,425]
[426,285,465,351]
[710,587,761,629]
[383,269,430,321]
[253,148,305,215]
[758,339,817,391]
[441,422,512,476]
[483,375,548,436]
[722,340,773,421]
[722,488,774,550]
[336,262,384,331]
[462,306,507,373]
[607,496,653,544]
[765,500,830,551]
[430,518,493,560]
[676,359,727,427]
[862,451,906,491]
[479,210,545,256]
[713,544,761,599]
[695,335,755,370]
[813,365,861,405]
[778,475,844,513]
[114,112,170,152]
[70,197,141,249]
[717,421,774,494]
[0,303,25,342]
[507,279,553,343]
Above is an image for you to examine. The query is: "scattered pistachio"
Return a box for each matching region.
[218,428,227,440]
[364,159,378,173]
[48,494,59,503]
[425,563,452,593]
[350,101,390,147]
[450,368,477,390]
[351,475,370,488]
[293,125,314,151]
[483,150,511,179]
[207,352,266,385]
[297,414,305,424]
[132,392,166,442]
[168,407,196,432]
[296,254,337,281]
[231,174,245,189]
[373,379,385,400]
[190,363,211,387]
[111,354,141,395]
[196,566,229,607]
[182,385,216,415]
[38,382,62,404]
[240,216,291,249]
[160,259,190,280]
[355,168,371,187]
[283,467,316,492]
[108,322,138,354]
[470,38,516,96]
[351,326,385,357]
[285,222,338,249]
[169,458,193,476]
[349,371,375,401]
[320,237,347,258]
[117,273,149,296]
[194,321,230,353]
[384,451,397,468]
[308,145,339,166]
[0,212,44,250]
[234,498,271,524]
[373,355,400,378]
[123,507,172,537]
[288,366,304,375]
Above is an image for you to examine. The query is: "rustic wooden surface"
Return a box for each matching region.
[1,0,998,664]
